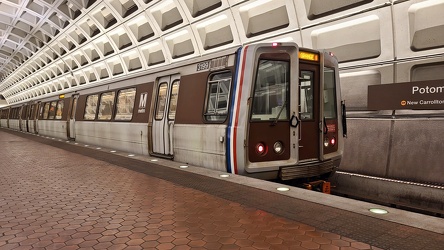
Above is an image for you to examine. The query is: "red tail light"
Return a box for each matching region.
[330,137,336,146]
[255,142,267,155]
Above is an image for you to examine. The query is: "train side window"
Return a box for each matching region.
[115,88,136,121]
[155,83,168,120]
[98,91,115,120]
[48,101,57,119]
[300,71,314,120]
[84,94,99,120]
[204,71,232,122]
[55,100,64,120]
[323,67,337,119]
[168,81,180,120]
[43,103,50,119]
[251,60,289,121]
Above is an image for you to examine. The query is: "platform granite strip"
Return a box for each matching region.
[1,129,443,250]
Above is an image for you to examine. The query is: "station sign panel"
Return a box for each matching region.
[368,79,444,110]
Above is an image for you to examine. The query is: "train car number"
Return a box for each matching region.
[197,61,210,71]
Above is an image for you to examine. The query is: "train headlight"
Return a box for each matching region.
[273,141,284,154]
[324,137,329,147]
[330,137,336,146]
[255,142,267,156]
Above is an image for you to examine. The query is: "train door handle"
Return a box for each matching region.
[290,114,300,128]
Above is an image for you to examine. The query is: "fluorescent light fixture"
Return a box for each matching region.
[179,165,188,169]
[96,147,101,149]
[110,150,116,153]
[150,159,158,162]
[277,187,290,192]
[219,174,230,178]
[128,154,135,157]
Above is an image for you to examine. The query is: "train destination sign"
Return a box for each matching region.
[368,79,444,110]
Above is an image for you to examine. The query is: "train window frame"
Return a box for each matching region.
[97,91,116,121]
[167,80,180,121]
[300,70,314,121]
[84,94,99,120]
[115,88,136,121]
[323,67,337,119]
[48,101,57,119]
[154,82,168,120]
[55,100,64,120]
[203,71,232,123]
[250,58,290,122]
[43,102,50,119]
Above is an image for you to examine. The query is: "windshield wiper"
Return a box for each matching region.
[271,101,286,126]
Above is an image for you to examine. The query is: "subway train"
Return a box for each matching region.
[0,43,346,181]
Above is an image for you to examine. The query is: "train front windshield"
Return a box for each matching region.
[251,60,290,121]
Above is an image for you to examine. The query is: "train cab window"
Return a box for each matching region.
[84,94,99,120]
[251,60,289,121]
[55,100,64,119]
[323,67,337,119]
[43,103,50,119]
[168,81,180,120]
[48,101,57,119]
[204,71,232,122]
[98,92,115,120]
[300,71,314,120]
[115,88,136,121]
[155,83,168,120]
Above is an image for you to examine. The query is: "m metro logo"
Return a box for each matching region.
[368,79,444,110]
[138,92,148,113]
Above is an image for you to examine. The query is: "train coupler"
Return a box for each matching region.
[303,180,331,194]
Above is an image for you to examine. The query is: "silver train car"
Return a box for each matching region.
[1,43,346,181]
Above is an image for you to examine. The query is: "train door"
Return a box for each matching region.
[34,102,41,134]
[298,62,321,161]
[152,75,180,157]
[67,95,79,140]
[19,106,24,131]
[7,108,10,128]
[26,104,32,132]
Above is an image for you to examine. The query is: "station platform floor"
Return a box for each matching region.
[0,129,443,250]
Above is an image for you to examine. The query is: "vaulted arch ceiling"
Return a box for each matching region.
[2,0,431,105]
[0,0,261,105]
